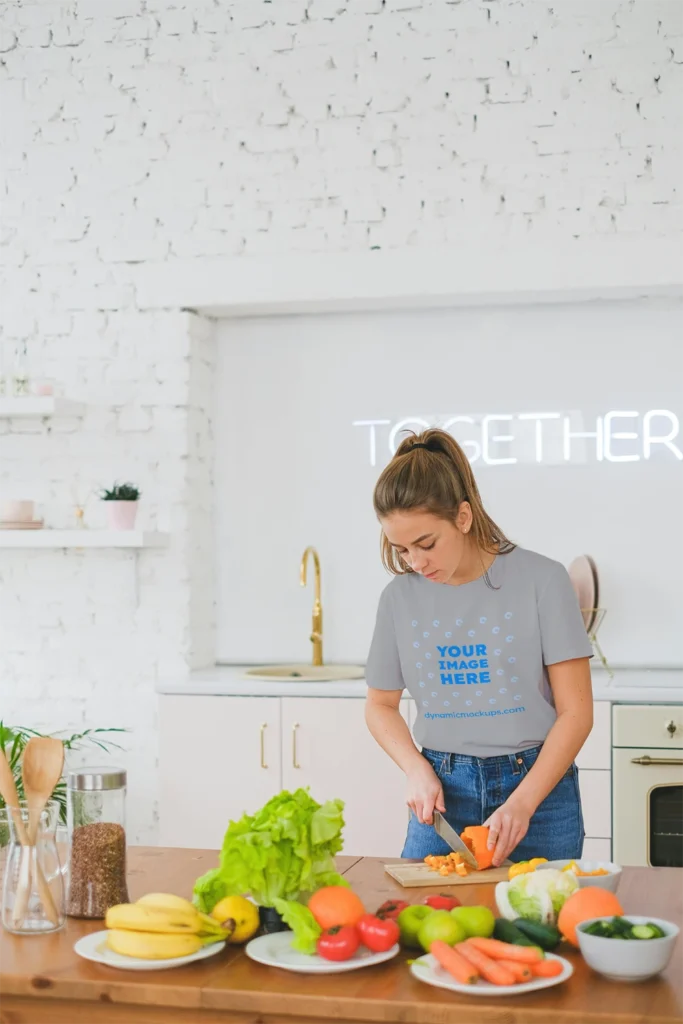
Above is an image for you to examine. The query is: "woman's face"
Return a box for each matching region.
[381,507,472,582]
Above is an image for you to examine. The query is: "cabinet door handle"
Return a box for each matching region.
[631,755,683,766]
[292,723,301,769]
[260,723,268,770]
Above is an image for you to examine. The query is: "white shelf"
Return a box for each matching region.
[0,397,85,418]
[0,530,168,549]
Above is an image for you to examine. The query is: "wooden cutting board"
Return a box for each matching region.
[384,861,510,888]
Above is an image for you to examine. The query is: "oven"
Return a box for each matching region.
[613,704,683,867]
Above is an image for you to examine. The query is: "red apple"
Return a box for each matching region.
[375,898,410,921]
[423,893,461,911]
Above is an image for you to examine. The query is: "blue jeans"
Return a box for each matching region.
[402,744,584,861]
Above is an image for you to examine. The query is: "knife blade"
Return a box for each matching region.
[432,811,479,869]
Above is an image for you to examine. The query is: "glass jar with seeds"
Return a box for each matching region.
[66,767,129,919]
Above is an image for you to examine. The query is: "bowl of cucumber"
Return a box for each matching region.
[577,916,679,982]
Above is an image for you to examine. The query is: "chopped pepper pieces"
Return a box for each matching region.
[508,857,548,880]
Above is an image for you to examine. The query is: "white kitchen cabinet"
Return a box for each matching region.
[582,837,612,861]
[578,769,611,839]
[576,701,611,770]
[281,697,410,859]
[159,696,282,849]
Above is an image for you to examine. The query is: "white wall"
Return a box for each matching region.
[215,298,683,669]
[1,0,681,840]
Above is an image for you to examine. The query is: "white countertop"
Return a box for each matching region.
[158,665,683,704]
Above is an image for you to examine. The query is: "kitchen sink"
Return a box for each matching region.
[245,664,365,682]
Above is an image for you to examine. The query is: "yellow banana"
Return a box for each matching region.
[135,892,231,937]
[106,903,202,935]
[106,902,231,938]
[137,892,197,914]
[106,928,218,960]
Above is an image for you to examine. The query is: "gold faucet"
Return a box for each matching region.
[300,546,323,667]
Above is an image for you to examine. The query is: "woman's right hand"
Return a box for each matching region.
[406,759,446,825]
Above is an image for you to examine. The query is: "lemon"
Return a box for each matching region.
[211,895,260,944]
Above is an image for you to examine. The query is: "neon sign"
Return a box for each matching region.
[352,411,682,467]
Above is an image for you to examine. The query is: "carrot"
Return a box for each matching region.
[530,958,564,978]
[496,959,532,983]
[467,936,543,963]
[458,940,516,986]
[430,940,479,985]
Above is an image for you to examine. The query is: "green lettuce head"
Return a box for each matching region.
[498,869,578,924]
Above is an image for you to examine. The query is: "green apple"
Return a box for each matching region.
[417,909,467,952]
[397,905,434,948]
[450,905,496,938]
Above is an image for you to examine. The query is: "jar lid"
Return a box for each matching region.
[67,767,127,791]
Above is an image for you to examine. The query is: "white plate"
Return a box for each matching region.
[74,931,226,971]
[411,951,573,997]
[245,931,399,974]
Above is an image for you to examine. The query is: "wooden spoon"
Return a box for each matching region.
[13,737,64,927]
[22,737,65,844]
[0,748,30,844]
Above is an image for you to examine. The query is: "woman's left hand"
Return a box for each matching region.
[483,797,533,867]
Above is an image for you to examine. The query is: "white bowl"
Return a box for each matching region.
[538,859,621,893]
[577,916,679,982]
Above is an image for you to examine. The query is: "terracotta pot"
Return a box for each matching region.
[105,501,138,531]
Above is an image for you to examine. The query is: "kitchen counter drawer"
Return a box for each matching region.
[613,704,683,748]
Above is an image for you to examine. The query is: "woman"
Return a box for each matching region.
[365,428,593,867]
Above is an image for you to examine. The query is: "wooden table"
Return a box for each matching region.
[1,847,681,1024]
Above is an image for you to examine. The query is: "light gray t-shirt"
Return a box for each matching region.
[366,547,593,757]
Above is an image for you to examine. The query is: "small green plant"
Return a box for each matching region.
[100,482,140,501]
[0,723,127,830]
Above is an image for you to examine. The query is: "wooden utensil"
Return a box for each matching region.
[12,737,64,927]
[0,749,30,845]
[22,737,65,844]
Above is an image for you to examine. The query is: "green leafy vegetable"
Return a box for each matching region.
[497,869,578,925]
[193,788,347,912]
[272,899,322,954]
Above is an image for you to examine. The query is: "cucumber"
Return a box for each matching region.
[512,918,562,951]
[632,924,662,940]
[493,919,541,948]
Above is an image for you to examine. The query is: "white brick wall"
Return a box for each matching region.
[0,0,681,842]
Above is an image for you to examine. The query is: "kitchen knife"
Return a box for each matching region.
[432,811,479,869]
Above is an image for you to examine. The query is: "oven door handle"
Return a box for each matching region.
[630,755,683,766]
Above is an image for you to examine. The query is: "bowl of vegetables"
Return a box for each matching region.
[538,860,622,893]
[577,916,679,982]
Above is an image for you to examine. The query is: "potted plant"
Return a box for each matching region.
[100,482,141,531]
[0,723,126,845]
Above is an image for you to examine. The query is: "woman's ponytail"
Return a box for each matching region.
[374,427,515,575]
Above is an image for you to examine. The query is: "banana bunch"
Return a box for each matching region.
[105,892,234,960]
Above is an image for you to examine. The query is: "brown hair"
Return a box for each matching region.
[373,427,515,575]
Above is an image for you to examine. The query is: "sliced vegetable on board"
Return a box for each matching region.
[460,826,495,870]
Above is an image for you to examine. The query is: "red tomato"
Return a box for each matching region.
[357,914,401,953]
[375,899,410,921]
[423,894,461,911]
[317,925,360,962]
